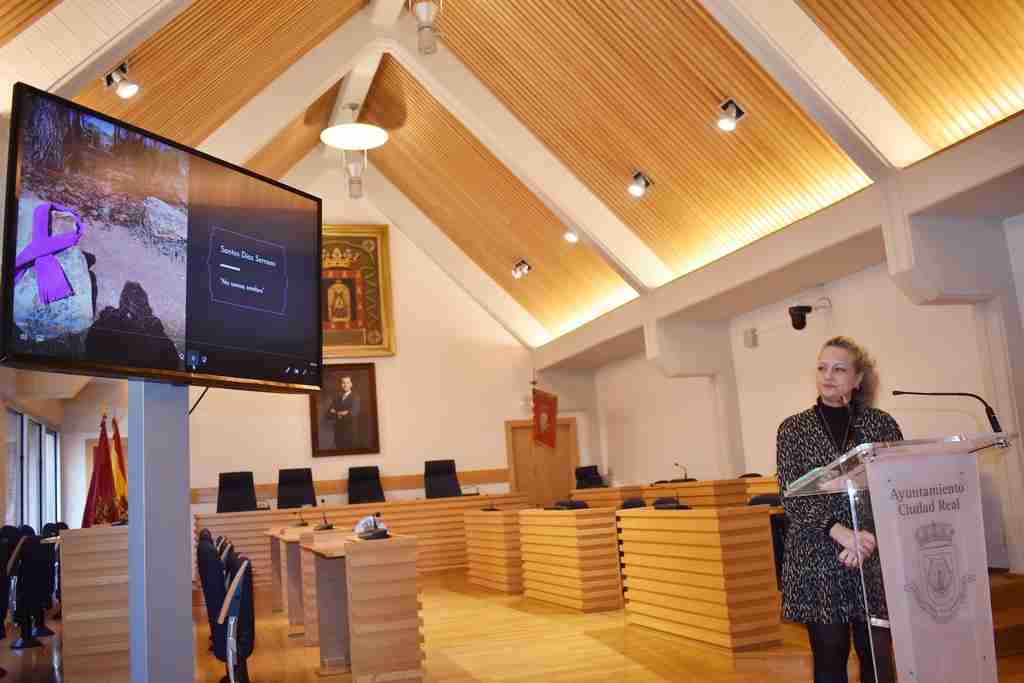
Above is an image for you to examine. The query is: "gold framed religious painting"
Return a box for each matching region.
[321,224,395,357]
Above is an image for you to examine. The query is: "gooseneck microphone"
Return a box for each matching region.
[892,390,1003,433]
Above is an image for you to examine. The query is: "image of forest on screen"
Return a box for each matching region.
[11,91,188,371]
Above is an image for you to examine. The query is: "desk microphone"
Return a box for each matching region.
[294,512,309,527]
[673,462,688,480]
[315,511,334,532]
[892,390,1003,433]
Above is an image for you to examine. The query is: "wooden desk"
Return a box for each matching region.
[298,528,351,648]
[519,508,622,613]
[743,475,779,499]
[569,486,644,508]
[195,493,529,587]
[640,479,748,508]
[465,509,524,594]
[617,506,781,651]
[313,536,424,681]
[61,526,130,683]
[266,528,286,613]
[276,527,307,637]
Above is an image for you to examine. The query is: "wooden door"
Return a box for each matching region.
[505,418,579,508]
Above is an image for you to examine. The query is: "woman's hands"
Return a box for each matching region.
[829,523,876,568]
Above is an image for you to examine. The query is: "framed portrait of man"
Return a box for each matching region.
[310,363,381,456]
[321,224,395,358]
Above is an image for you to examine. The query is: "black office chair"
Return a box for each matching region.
[218,553,254,683]
[553,500,589,509]
[0,526,19,640]
[620,498,646,509]
[749,493,781,507]
[574,465,605,489]
[739,472,763,478]
[651,480,669,485]
[10,534,47,649]
[668,478,698,483]
[424,460,462,499]
[653,497,690,510]
[348,466,386,504]
[197,531,226,651]
[217,472,258,513]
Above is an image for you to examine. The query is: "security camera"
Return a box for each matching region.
[789,305,813,330]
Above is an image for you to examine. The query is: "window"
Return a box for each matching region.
[4,409,61,530]
[5,409,21,527]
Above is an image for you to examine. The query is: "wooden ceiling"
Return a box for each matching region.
[799,0,1024,153]
[361,55,636,336]
[0,0,61,49]
[72,0,366,148]
[437,0,871,278]
[245,80,342,180]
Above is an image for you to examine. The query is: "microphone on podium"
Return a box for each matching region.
[891,390,1003,433]
[673,462,688,480]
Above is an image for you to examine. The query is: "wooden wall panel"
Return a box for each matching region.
[0,0,61,49]
[800,0,1024,152]
[361,55,636,337]
[438,1,871,278]
[72,0,366,148]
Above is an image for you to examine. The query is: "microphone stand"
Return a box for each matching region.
[892,390,1009,448]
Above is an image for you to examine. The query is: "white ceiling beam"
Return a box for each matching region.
[370,0,407,26]
[385,14,674,293]
[328,49,385,127]
[699,0,932,172]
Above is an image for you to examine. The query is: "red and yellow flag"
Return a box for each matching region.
[110,416,128,520]
[81,416,118,527]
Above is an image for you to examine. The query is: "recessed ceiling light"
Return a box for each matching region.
[105,63,140,99]
[564,230,579,244]
[512,259,532,279]
[628,171,652,198]
[718,98,745,132]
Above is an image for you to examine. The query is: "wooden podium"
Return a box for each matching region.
[618,506,781,650]
[465,509,524,593]
[519,508,622,612]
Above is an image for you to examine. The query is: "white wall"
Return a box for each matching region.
[1005,213,1024,328]
[187,155,534,499]
[731,264,991,476]
[595,354,722,486]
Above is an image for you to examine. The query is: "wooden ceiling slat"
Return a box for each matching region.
[0,0,61,49]
[439,0,870,277]
[72,0,367,148]
[361,56,635,336]
[800,0,1024,151]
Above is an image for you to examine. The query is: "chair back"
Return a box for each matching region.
[197,535,228,656]
[739,472,763,478]
[348,466,386,504]
[554,500,588,509]
[220,553,255,660]
[424,460,462,499]
[574,465,604,489]
[748,493,781,507]
[653,497,690,510]
[620,498,646,509]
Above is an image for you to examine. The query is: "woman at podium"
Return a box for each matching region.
[777,336,902,683]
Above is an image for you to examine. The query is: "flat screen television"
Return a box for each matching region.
[277,467,316,509]
[2,83,322,392]
[216,471,258,513]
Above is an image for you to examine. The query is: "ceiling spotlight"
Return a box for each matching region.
[343,149,367,199]
[511,259,532,280]
[563,230,579,244]
[320,103,389,150]
[409,0,443,55]
[104,63,139,99]
[628,171,652,198]
[717,98,745,132]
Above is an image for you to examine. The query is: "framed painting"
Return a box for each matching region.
[310,362,381,456]
[321,224,395,358]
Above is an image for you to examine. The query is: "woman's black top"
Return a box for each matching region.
[776,401,903,623]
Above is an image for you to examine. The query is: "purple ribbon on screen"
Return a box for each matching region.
[14,202,85,304]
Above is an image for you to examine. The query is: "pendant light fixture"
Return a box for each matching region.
[409,0,443,55]
[320,103,389,199]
